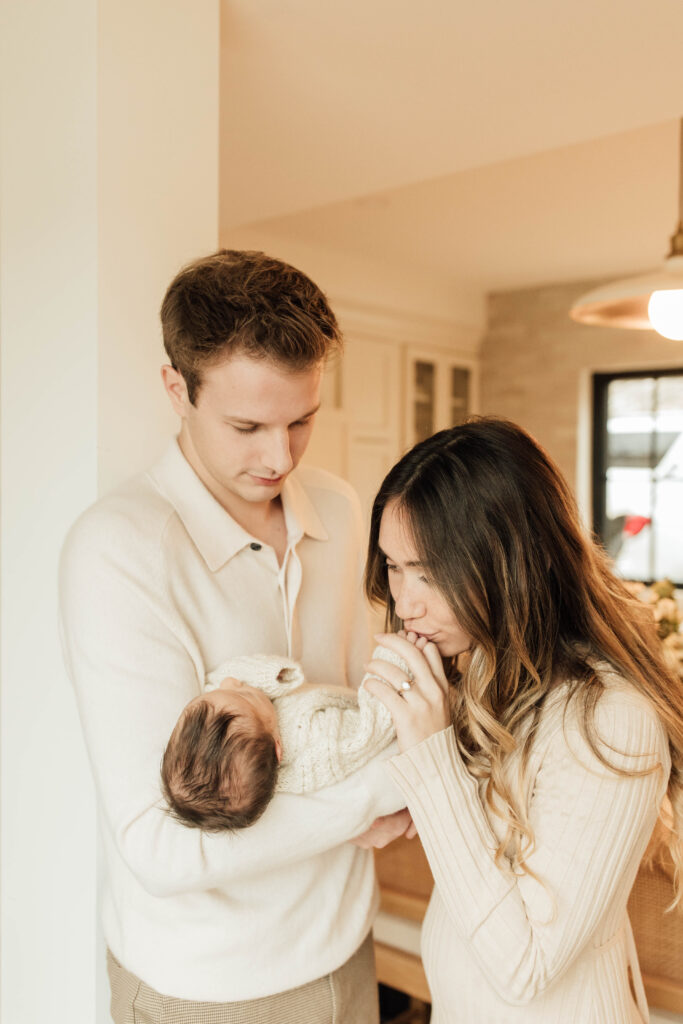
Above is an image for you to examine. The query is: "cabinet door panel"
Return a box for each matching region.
[343,337,401,439]
[301,408,348,478]
[347,438,397,528]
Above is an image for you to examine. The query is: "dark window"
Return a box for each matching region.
[593,369,683,585]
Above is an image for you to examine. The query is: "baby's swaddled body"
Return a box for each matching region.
[205,645,409,792]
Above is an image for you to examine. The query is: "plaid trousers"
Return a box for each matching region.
[106,932,379,1024]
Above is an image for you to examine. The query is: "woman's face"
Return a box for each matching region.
[378,501,472,658]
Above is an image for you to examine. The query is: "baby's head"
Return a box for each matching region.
[161,677,282,831]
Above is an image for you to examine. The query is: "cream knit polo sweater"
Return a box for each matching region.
[59,441,405,1002]
[386,667,670,1023]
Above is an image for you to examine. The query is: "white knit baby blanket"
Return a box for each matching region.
[205,646,410,793]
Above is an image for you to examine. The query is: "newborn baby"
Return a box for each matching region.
[161,646,409,831]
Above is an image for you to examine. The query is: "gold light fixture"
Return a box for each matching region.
[570,118,683,341]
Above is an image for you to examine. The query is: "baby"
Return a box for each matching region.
[161,646,409,831]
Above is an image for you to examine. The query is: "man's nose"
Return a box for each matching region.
[262,429,294,476]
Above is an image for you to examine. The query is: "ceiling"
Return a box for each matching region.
[220,0,683,296]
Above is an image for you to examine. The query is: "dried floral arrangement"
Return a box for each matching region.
[623,578,683,678]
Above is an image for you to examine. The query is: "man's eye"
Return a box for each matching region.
[232,425,258,434]
[290,418,311,429]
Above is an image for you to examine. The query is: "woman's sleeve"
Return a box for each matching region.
[386,691,669,1006]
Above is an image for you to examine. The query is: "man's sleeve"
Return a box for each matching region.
[59,508,405,899]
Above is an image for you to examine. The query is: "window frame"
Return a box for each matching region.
[592,366,683,586]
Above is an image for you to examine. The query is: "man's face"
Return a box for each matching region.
[165,352,322,514]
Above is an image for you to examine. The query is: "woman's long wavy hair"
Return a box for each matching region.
[365,417,683,904]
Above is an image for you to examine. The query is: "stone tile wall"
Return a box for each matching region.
[480,277,683,501]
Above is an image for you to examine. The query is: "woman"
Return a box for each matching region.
[363,417,683,1023]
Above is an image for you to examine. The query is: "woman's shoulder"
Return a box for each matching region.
[586,658,663,716]
[545,658,662,716]
[543,660,670,773]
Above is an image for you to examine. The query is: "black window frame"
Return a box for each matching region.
[592,367,683,586]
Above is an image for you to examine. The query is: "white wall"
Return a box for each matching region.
[0,2,219,1021]
[224,225,486,334]
[0,2,99,1020]
[98,0,220,492]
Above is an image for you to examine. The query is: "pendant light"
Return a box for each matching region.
[570,118,683,340]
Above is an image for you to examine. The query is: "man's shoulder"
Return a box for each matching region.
[293,464,362,512]
[61,468,176,568]
[291,465,366,543]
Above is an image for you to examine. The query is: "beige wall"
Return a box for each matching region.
[98,0,220,492]
[0,3,219,1021]
[480,278,683,519]
[1,2,99,1019]
[224,226,486,332]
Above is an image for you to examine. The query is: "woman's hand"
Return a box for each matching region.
[363,631,450,753]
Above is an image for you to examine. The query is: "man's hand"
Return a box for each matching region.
[351,808,416,849]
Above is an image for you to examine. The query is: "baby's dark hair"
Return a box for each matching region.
[161,697,279,831]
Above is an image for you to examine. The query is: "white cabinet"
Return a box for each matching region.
[342,335,403,525]
[404,346,479,448]
[301,358,348,478]
[303,309,481,529]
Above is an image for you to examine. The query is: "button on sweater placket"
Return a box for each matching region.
[246,538,302,658]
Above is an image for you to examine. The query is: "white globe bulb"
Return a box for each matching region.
[648,289,683,341]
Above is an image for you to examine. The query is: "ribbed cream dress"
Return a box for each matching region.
[386,668,670,1023]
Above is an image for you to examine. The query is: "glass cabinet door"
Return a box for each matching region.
[414,360,436,443]
[450,366,470,427]
[405,348,477,448]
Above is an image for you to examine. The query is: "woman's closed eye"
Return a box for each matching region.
[385,561,429,585]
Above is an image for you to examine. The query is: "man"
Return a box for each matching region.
[59,250,408,1023]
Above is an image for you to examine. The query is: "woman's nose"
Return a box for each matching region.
[394,583,425,622]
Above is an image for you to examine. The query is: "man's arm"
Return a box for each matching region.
[351,809,417,848]
[59,511,404,898]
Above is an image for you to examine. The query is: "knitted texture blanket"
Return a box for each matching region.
[205,646,411,793]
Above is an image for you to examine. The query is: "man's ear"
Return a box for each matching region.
[275,738,283,764]
[161,364,189,417]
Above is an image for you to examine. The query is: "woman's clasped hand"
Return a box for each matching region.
[363,630,450,753]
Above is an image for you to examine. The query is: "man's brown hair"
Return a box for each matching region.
[161,697,279,831]
[160,249,342,403]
